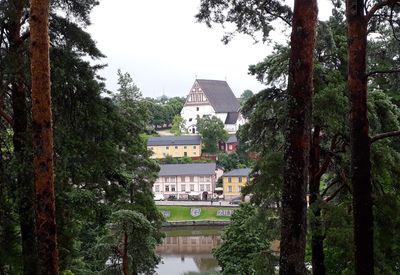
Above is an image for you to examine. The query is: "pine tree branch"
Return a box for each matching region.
[321,179,340,197]
[0,108,13,126]
[366,68,400,78]
[324,182,346,202]
[366,0,400,22]
[370,130,400,143]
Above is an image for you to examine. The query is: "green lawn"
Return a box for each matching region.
[157,206,238,222]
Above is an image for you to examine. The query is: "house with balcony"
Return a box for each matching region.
[222,168,252,200]
[180,79,245,134]
[153,163,217,200]
[147,135,202,159]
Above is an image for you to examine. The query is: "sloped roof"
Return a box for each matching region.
[226,135,238,144]
[196,79,240,113]
[223,168,252,177]
[225,112,239,124]
[159,163,217,176]
[148,135,201,146]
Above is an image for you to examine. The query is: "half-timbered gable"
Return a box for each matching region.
[181,79,243,134]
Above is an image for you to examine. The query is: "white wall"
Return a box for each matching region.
[181,104,215,133]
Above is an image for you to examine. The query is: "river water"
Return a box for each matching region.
[154,226,223,275]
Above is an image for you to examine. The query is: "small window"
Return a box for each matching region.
[181,184,186,191]
[171,185,176,192]
[239,177,242,183]
[184,146,187,149]
[238,186,242,192]
[165,185,169,192]
[181,176,185,182]
[196,107,199,111]
[228,177,232,183]
[190,184,195,191]
[165,177,170,183]
[190,176,194,182]
[228,186,232,192]
[193,145,196,149]
[166,146,169,149]
[200,184,204,191]
[189,118,192,122]
[193,151,196,155]
[184,152,187,157]
[206,185,210,191]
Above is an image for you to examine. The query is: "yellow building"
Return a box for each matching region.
[222,168,252,200]
[147,135,202,159]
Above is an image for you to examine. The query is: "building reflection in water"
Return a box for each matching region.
[156,231,222,273]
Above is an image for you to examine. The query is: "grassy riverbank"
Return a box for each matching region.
[157,206,238,222]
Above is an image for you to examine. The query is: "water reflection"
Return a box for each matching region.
[155,226,223,275]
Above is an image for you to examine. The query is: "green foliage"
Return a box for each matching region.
[108,210,160,275]
[170,115,186,135]
[145,96,185,128]
[217,152,250,172]
[213,204,279,274]
[196,0,292,43]
[197,116,229,153]
[240,90,254,106]
[160,155,193,164]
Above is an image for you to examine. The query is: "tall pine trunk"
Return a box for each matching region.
[346,0,374,274]
[122,231,129,275]
[280,0,318,273]
[9,1,39,274]
[309,126,326,275]
[30,0,59,273]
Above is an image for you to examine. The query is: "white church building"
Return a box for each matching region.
[180,79,245,134]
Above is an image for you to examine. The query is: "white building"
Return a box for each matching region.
[180,79,245,134]
[153,163,217,200]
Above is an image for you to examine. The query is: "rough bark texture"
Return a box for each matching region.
[280,0,318,273]
[30,0,59,273]
[9,1,39,274]
[346,0,374,274]
[122,232,129,275]
[309,126,326,275]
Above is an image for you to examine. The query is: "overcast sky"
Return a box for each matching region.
[88,1,332,98]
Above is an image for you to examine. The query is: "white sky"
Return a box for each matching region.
[88,0,332,98]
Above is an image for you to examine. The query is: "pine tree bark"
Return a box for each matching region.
[280,0,318,273]
[309,126,326,275]
[122,231,129,275]
[9,1,39,274]
[29,0,59,274]
[346,0,374,274]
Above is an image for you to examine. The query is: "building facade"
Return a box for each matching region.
[222,168,252,200]
[180,79,245,134]
[153,163,217,200]
[147,135,202,159]
[219,135,238,153]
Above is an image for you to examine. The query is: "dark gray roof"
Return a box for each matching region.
[226,135,238,144]
[148,135,201,146]
[159,163,217,176]
[197,79,240,113]
[225,112,239,124]
[223,168,252,177]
